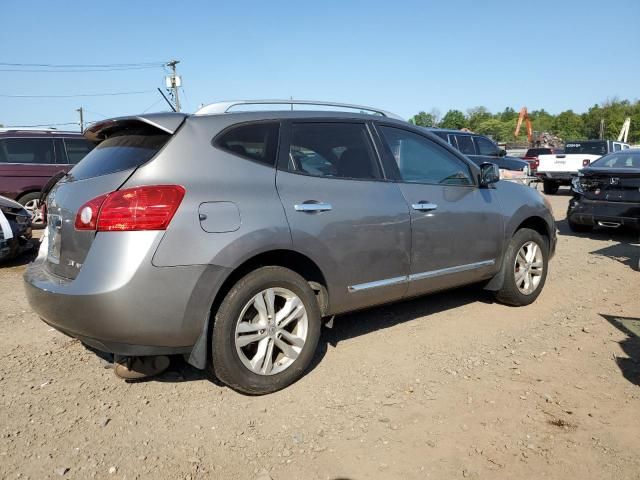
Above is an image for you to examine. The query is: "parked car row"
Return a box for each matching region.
[24,100,557,394]
[0,129,94,227]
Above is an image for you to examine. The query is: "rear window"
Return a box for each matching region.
[525,148,551,157]
[0,138,55,164]
[69,127,170,181]
[63,138,94,164]
[564,141,607,155]
[214,122,279,166]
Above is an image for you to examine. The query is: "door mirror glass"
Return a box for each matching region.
[480,162,500,186]
[499,148,507,157]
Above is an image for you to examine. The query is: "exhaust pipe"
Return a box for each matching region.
[597,221,621,228]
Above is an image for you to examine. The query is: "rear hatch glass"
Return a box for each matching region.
[69,125,170,181]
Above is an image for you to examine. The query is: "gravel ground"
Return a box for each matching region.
[1,190,639,480]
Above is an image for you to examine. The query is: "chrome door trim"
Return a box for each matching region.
[294,203,332,212]
[347,275,407,293]
[348,259,495,292]
[408,259,495,282]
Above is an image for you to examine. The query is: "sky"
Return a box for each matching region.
[1,0,639,129]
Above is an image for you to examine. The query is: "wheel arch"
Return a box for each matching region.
[187,249,329,370]
[484,215,552,292]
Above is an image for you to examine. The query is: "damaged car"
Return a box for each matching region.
[0,195,33,262]
[568,149,640,231]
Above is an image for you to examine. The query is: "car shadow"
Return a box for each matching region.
[308,283,495,373]
[556,219,639,271]
[96,283,496,389]
[600,314,640,387]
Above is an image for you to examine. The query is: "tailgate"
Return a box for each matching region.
[43,114,184,279]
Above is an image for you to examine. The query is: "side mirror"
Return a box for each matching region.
[499,149,507,157]
[480,162,500,186]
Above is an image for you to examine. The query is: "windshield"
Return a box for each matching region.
[590,152,640,169]
[564,141,607,155]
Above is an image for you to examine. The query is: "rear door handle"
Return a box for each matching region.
[294,202,332,213]
[412,202,438,211]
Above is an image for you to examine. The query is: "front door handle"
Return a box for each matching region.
[294,202,333,213]
[412,202,438,211]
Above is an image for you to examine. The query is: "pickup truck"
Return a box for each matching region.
[537,140,629,194]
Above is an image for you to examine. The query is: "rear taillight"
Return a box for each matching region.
[75,185,185,232]
[583,159,591,167]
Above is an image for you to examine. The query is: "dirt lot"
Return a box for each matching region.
[1,191,639,480]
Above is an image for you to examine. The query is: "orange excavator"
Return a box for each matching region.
[514,106,533,144]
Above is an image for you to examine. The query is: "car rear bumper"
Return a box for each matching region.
[537,172,574,182]
[23,231,228,356]
[568,197,640,229]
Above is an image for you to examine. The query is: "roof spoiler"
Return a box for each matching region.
[83,112,187,142]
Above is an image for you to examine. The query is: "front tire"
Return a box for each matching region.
[211,266,321,395]
[494,228,549,306]
[543,180,559,195]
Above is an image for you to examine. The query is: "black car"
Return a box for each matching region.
[568,150,640,231]
[0,195,33,262]
[426,128,531,176]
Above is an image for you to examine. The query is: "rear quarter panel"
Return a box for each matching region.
[125,116,293,268]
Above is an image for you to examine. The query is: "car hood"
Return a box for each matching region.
[0,195,25,211]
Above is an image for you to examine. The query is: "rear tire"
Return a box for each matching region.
[495,228,549,307]
[17,192,45,229]
[211,266,321,395]
[543,180,559,195]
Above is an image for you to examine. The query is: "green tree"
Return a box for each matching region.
[440,109,467,130]
[499,107,518,122]
[409,111,436,127]
[467,106,492,132]
[552,110,585,140]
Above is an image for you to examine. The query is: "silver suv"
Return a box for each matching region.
[25,100,556,394]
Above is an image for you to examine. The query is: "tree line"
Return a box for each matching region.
[409,99,640,144]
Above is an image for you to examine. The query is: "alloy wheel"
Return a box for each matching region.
[513,241,544,295]
[234,287,308,376]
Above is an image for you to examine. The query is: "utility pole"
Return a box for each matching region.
[76,107,84,132]
[166,60,181,112]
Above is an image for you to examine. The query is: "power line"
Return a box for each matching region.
[3,122,81,128]
[0,66,163,73]
[0,61,167,68]
[0,90,155,98]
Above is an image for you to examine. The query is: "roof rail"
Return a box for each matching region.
[194,99,404,120]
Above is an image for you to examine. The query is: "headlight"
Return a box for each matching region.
[571,176,583,193]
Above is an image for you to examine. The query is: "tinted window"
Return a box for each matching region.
[69,127,170,181]
[564,141,607,155]
[63,138,95,164]
[475,136,500,156]
[591,152,640,169]
[0,138,55,164]
[288,123,381,180]
[453,135,476,155]
[215,122,279,166]
[380,126,473,185]
[432,131,450,142]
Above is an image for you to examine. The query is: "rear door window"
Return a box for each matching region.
[287,122,382,180]
[474,136,500,156]
[0,138,55,164]
[63,138,95,164]
[453,135,476,155]
[69,126,170,181]
[214,122,279,166]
